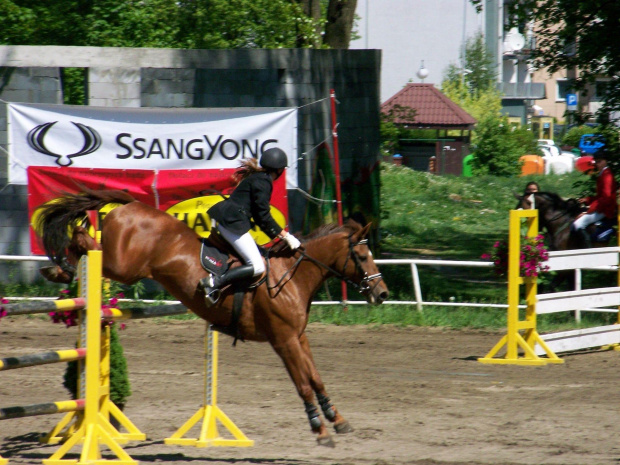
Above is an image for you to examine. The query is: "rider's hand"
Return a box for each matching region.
[281,232,301,250]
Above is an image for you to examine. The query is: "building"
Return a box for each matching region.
[350,0,482,102]
[351,0,547,128]
[381,83,476,174]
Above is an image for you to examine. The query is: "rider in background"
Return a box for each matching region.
[200,148,301,304]
[570,147,618,248]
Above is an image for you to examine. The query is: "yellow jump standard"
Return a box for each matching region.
[165,324,254,448]
[479,209,563,365]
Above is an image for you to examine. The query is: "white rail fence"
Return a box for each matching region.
[534,247,620,355]
[1,254,617,318]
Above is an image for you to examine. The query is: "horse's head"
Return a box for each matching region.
[514,192,537,210]
[337,219,389,305]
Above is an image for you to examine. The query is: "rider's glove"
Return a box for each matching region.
[281,232,301,250]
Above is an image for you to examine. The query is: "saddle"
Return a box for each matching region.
[200,230,235,276]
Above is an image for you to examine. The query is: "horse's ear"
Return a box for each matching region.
[350,222,372,241]
[513,191,523,200]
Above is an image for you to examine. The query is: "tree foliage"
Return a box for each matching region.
[443,32,496,97]
[0,0,357,49]
[471,0,620,120]
[379,104,417,156]
[441,30,537,176]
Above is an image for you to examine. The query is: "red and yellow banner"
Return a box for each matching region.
[28,166,288,255]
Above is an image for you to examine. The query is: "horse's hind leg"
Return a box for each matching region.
[270,333,335,446]
[299,333,353,435]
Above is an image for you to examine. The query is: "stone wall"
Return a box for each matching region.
[0,46,381,283]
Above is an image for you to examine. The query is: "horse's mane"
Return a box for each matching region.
[267,221,361,257]
[301,219,364,243]
[301,223,345,242]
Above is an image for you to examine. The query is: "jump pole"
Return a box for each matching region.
[479,209,563,365]
[165,323,254,448]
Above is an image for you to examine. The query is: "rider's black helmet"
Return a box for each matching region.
[260,148,288,170]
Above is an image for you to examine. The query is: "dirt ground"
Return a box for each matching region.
[1,317,619,465]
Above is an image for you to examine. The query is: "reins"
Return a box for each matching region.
[264,237,383,298]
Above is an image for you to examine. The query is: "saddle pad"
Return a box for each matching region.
[200,238,230,275]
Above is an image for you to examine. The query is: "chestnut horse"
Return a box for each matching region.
[34,187,389,446]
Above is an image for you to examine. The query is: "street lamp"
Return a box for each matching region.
[417,60,429,82]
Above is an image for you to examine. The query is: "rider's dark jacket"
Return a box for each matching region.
[208,171,282,239]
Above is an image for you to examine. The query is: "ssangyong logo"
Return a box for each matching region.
[27,121,102,167]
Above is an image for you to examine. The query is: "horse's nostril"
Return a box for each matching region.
[378,291,389,302]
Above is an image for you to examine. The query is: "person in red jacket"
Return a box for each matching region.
[571,147,618,247]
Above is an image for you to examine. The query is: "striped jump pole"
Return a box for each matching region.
[101,303,189,320]
[165,323,254,448]
[0,298,86,316]
[0,400,85,420]
[0,349,86,371]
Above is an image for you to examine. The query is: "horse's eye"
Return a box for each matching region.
[358,254,368,262]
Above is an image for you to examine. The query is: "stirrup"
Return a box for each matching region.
[204,288,221,306]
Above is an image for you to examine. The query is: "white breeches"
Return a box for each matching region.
[215,223,265,276]
[573,211,605,230]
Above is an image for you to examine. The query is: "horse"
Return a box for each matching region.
[515,191,584,251]
[34,187,389,447]
[515,191,617,291]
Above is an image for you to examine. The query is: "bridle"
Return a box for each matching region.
[266,236,384,296]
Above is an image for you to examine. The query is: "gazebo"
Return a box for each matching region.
[381,83,476,174]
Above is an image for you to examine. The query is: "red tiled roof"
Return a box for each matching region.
[381,83,476,128]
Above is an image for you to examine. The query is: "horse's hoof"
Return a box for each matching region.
[39,266,73,284]
[334,420,354,434]
[317,434,336,447]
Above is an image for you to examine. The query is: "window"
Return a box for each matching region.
[556,80,573,102]
[594,80,610,102]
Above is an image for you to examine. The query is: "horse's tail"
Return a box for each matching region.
[34,187,136,265]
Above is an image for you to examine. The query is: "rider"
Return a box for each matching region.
[571,147,618,248]
[524,181,540,195]
[200,147,301,304]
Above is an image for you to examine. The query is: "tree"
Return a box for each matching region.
[471,0,620,121]
[444,31,496,97]
[442,31,537,176]
[0,0,358,49]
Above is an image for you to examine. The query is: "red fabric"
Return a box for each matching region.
[27,166,289,254]
[584,167,618,218]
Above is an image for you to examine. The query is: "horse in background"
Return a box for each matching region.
[515,192,585,251]
[515,191,617,291]
[34,187,389,446]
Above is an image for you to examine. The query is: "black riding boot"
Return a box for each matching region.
[570,228,591,249]
[200,265,255,306]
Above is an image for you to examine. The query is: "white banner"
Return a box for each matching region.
[8,103,298,188]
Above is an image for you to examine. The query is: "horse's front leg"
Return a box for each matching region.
[299,333,353,434]
[270,334,335,446]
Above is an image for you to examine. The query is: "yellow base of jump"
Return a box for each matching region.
[478,330,564,365]
[165,404,254,448]
[41,402,146,446]
[43,421,136,465]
